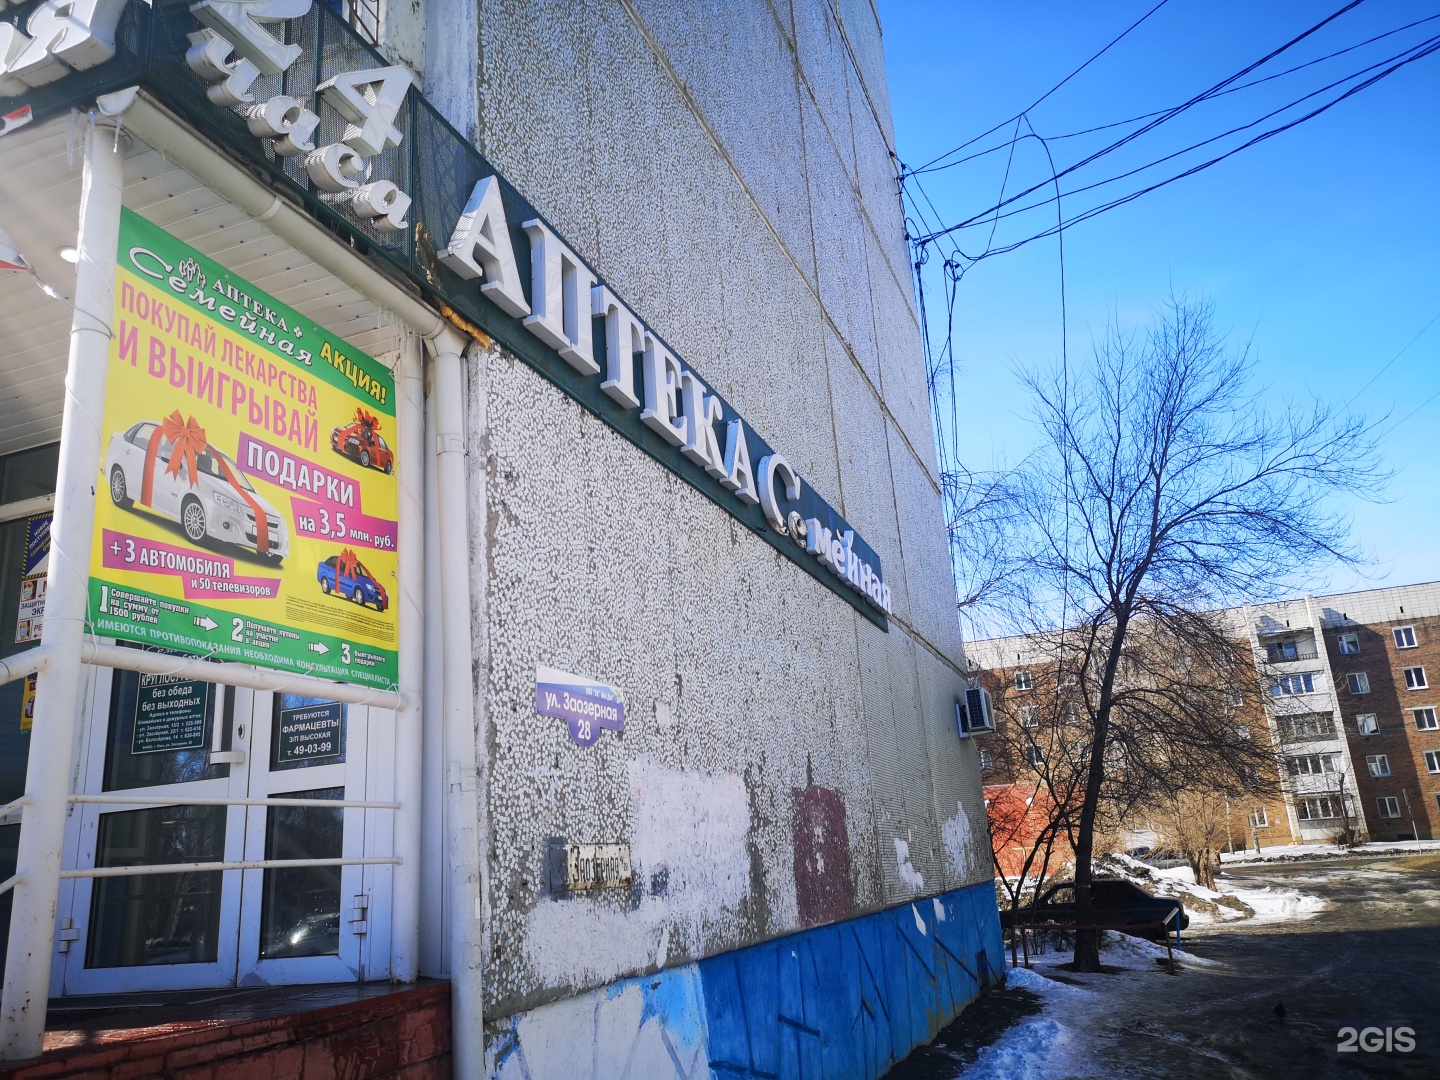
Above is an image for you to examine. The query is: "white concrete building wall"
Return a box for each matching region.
[391,0,978,1018]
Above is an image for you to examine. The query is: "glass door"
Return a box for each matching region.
[234,689,389,985]
[59,660,247,994]
[56,676,394,994]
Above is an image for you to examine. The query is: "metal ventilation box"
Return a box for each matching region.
[956,685,995,736]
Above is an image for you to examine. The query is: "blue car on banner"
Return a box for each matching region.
[317,553,388,612]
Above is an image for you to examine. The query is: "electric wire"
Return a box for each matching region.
[911,10,1440,178]
[1343,310,1440,409]
[955,36,1440,260]
[908,0,1174,176]
[940,31,1440,237]
[913,0,1371,246]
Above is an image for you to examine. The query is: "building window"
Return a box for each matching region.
[978,749,993,770]
[1414,707,1438,731]
[1297,796,1339,821]
[1365,754,1391,778]
[1403,667,1428,690]
[1287,753,1339,776]
[1017,706,1039,728]
[328,0,381,45]
[1249,807,1269,828]
[1356,713,1379,736]
[1394,626,1417,649]
[1424,750,1440,774]
[1277,713,1335,741]
[1346,672,1371,695]
[1025,745,1044,768]
[1226,689,1245,707]
[1377,796,1402,820]
[1013,670,1033,691]
[1270,673,1316,696]
[1338,632,1360,656]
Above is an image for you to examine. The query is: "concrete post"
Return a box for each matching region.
[0,112,127,1059]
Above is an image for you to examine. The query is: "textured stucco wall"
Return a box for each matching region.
[413,0,990,1017]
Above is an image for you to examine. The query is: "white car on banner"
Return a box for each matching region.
[105,420,290,562]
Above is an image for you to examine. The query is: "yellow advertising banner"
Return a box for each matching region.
[88,209,399,689]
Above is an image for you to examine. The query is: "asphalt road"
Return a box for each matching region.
[889,852,1440,1079]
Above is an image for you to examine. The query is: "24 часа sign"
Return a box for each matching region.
[88,210,399,689]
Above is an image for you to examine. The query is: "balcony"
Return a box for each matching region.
[1264,640,1320,663]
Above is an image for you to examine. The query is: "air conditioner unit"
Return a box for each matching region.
[958,685,995,735]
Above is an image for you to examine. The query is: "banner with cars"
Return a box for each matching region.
[87,210,399,689]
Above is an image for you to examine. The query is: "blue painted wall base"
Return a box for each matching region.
[488,881,1003,1079]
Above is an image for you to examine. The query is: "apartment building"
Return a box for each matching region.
[969,580,1440,872]
[968,634,1297,866]
[1251,581,1440,843]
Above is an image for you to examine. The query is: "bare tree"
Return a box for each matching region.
[953,297,1384,971]
[1150,791,1229,890]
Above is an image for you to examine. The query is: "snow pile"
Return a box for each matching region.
[1093,853,1325,926]
[1095,853,1252,924]
[1229,884,1327,921]
[959,1016,1087,1079]
[1095,930,1219,969]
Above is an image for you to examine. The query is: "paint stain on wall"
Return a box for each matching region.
[941,800,978,882]
[895,837,924,892]
[521,757,753,991]
[790,785,854,927]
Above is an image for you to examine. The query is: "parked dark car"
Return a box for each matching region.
[1000,878,1188,940]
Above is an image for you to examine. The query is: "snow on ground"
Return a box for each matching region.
[1219,839,1440,864]
[956,934,1215,1079]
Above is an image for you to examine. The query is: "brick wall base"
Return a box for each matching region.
[0,982,450,1080]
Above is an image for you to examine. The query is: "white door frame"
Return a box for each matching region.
[58,661,247,995]
[52,668,396,993]
[234,688,391,985]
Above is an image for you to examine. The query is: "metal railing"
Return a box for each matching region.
[1265,643,1320,663]
[1009,907,1182,974]
[0,794,402,881]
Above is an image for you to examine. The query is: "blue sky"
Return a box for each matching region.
[877,0,1440,597]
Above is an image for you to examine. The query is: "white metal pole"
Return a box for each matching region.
[389,331,426,982]
[419,367,447,974]
[431,332,486,1078]
[0,112,127,1060]
[77,641,404,708]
